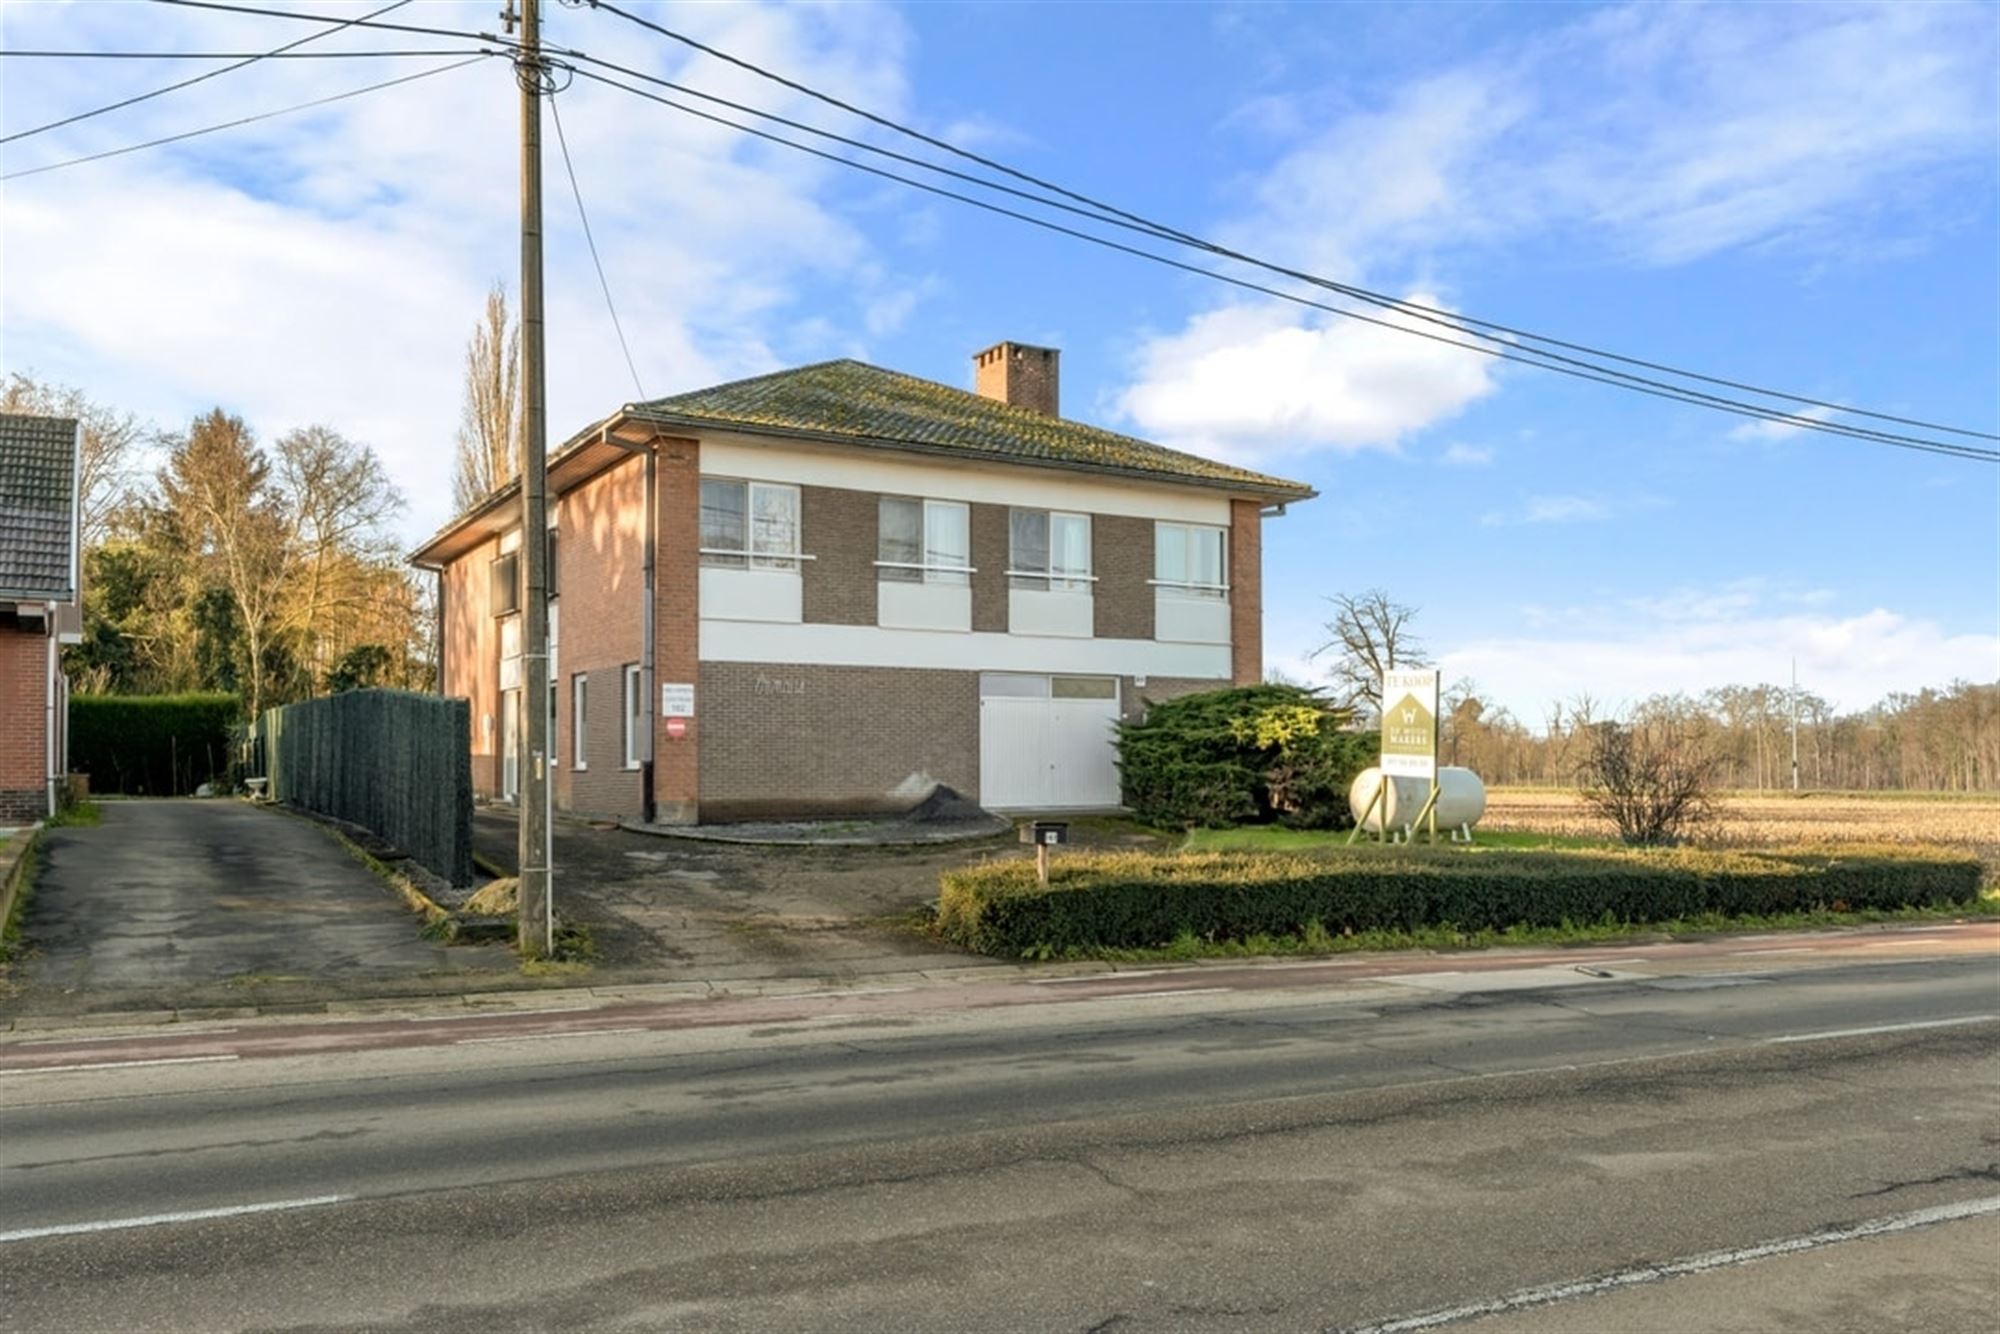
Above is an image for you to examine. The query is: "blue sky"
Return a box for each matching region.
[3,0,1995,720]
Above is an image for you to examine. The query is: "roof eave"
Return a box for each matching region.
[625,409,1317,504]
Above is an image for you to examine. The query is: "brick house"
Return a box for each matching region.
[0,413,83,825]
[411,343,1314,823]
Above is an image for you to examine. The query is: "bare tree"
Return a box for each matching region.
[275,425,406,690]
[1577,711,1718,845]
[452,283,519,511]
[2,372,147,546]
[1313,589,1430,715]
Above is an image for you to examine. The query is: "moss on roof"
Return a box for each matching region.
[630,359,1312,498]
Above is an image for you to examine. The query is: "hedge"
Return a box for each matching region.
[259,688,473,886]
[69,693,239,796]
[936,844,1985,956]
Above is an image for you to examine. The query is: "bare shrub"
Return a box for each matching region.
[1577,716,1719,845]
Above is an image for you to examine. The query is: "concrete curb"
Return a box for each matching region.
[616,816,1013,847]
[0,823,42,954]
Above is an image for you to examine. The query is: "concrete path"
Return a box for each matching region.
[16,800,512,994]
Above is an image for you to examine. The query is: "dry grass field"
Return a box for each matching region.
[1484,788,2000,870]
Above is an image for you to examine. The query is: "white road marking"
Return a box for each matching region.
[771,986,916,1001]
[1339,1194,2000,1334]
[411,1005,596,1023]
[0,1195,353,1245]
[1739,947,1814,956]
[1032,970,1166,985]
[18,1028,237,1047]
[1097,987,1231,1000]
[454,1026,647,1046]
[0,1054,240,1076]
[1764,1015,1998,1044]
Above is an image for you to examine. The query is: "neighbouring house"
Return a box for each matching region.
[0,413,83,825]
[411,343,1315,823]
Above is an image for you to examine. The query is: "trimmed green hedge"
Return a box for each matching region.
[937,844,1985,956]
[69,693,239,796]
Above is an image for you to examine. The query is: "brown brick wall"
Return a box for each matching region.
[1229,499,1263,685]
[551,454,647,819]
[801,485,877,626]
[0,619,50,821]
[973,343,1059,416]
[969,502,1009,632]
[652,436,702,823]
[1123,675,1227,720]
[1093,514,1154,640]
[697,662,979,820]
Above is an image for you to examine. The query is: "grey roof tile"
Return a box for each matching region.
[0,413,80,600]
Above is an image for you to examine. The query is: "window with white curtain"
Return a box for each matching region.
[878,497,971,584]
[1154,522,1227,599]
[699,479,801,568]
[622,664,643,769]
[571,673,588,771]
[1008,509,1091,592]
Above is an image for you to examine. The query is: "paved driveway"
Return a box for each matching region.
[17,800,511,995]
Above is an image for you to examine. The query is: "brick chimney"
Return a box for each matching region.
[973,342,1060,417]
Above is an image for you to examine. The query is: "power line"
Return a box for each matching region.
[3,0,414,147]
[568,67,1998,465]
[1,49,490,60]
[547,90,645,400]
[2,57,493,182]
[582,0,1998,447]
[146,0,516,47]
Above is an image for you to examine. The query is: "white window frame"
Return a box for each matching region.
[622,663,644,770]
[875,496,973,584]
[1151,522,1229,599]
[698,478,810,570]
[571,673,588,772]
[1007,509,1095,592]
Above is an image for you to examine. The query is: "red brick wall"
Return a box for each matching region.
[552,454,647,819]
[0,620,51,821]
[441,535,502,797]
[652,436,701,823]
[1229,499,1263,685]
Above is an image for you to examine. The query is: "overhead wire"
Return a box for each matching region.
[581,0,1998,447]
[2,0,415,147]
[564,66,1997,465]
[1,56,495,182]
[145,0,517,47]
[547,88,646,399]
[0,49,493,60]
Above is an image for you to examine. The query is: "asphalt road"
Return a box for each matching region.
[2,947,1996,1331]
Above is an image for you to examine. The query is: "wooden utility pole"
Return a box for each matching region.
[506,0,553,957]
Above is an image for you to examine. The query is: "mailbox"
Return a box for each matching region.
[1019,821,1071,847]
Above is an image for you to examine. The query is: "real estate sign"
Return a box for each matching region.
[1380,669,1440,780]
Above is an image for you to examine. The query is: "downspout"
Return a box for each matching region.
[598,419,660,825]
[45,623,57,819]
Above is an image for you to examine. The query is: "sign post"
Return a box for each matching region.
[1379,669,1441,843]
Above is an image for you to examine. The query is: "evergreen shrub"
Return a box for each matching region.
[1117,685,1374,829]
[68,693,239,796]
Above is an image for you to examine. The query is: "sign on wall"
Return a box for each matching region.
[1380,668,1439,780]
[661,683,695,718]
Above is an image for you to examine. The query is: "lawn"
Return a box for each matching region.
[1182,825,1610,854]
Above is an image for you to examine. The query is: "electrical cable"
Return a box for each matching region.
[3,1,414,147]
[548,89,646,399]
[1,49,492,60]
[2,56,494,182]
[145,0,516,47]
[582,0,1998,446]
[568,67,1998,464]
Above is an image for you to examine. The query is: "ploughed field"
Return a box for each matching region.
[1483,788,2000,871]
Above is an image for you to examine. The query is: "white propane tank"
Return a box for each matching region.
[1348,766,1487,834]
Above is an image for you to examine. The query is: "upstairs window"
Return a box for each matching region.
[1008,509,1092,592]
[699,479,802,569]
[490,551,520,616]
[1154,523,1227,599]
[878,497,971,585]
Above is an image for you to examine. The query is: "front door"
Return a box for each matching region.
[501,687,521,801]
[977,674,1123,810]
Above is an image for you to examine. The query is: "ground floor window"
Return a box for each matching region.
[572,673,588,771]
[622,663,644,769]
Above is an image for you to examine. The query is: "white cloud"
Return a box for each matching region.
[1479,494,1615,526]
[1435,585,1999,718]
[0,0,921,544]
[1440,442,1494,467]
[1114,299,1497,463]
[1728,406,1837,442]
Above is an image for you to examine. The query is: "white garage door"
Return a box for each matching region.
[978,674,1123,810]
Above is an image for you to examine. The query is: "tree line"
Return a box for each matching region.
[4,372,432,719]
[1318,589,1998,793]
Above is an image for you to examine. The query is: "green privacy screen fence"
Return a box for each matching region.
[258,689,474,886]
